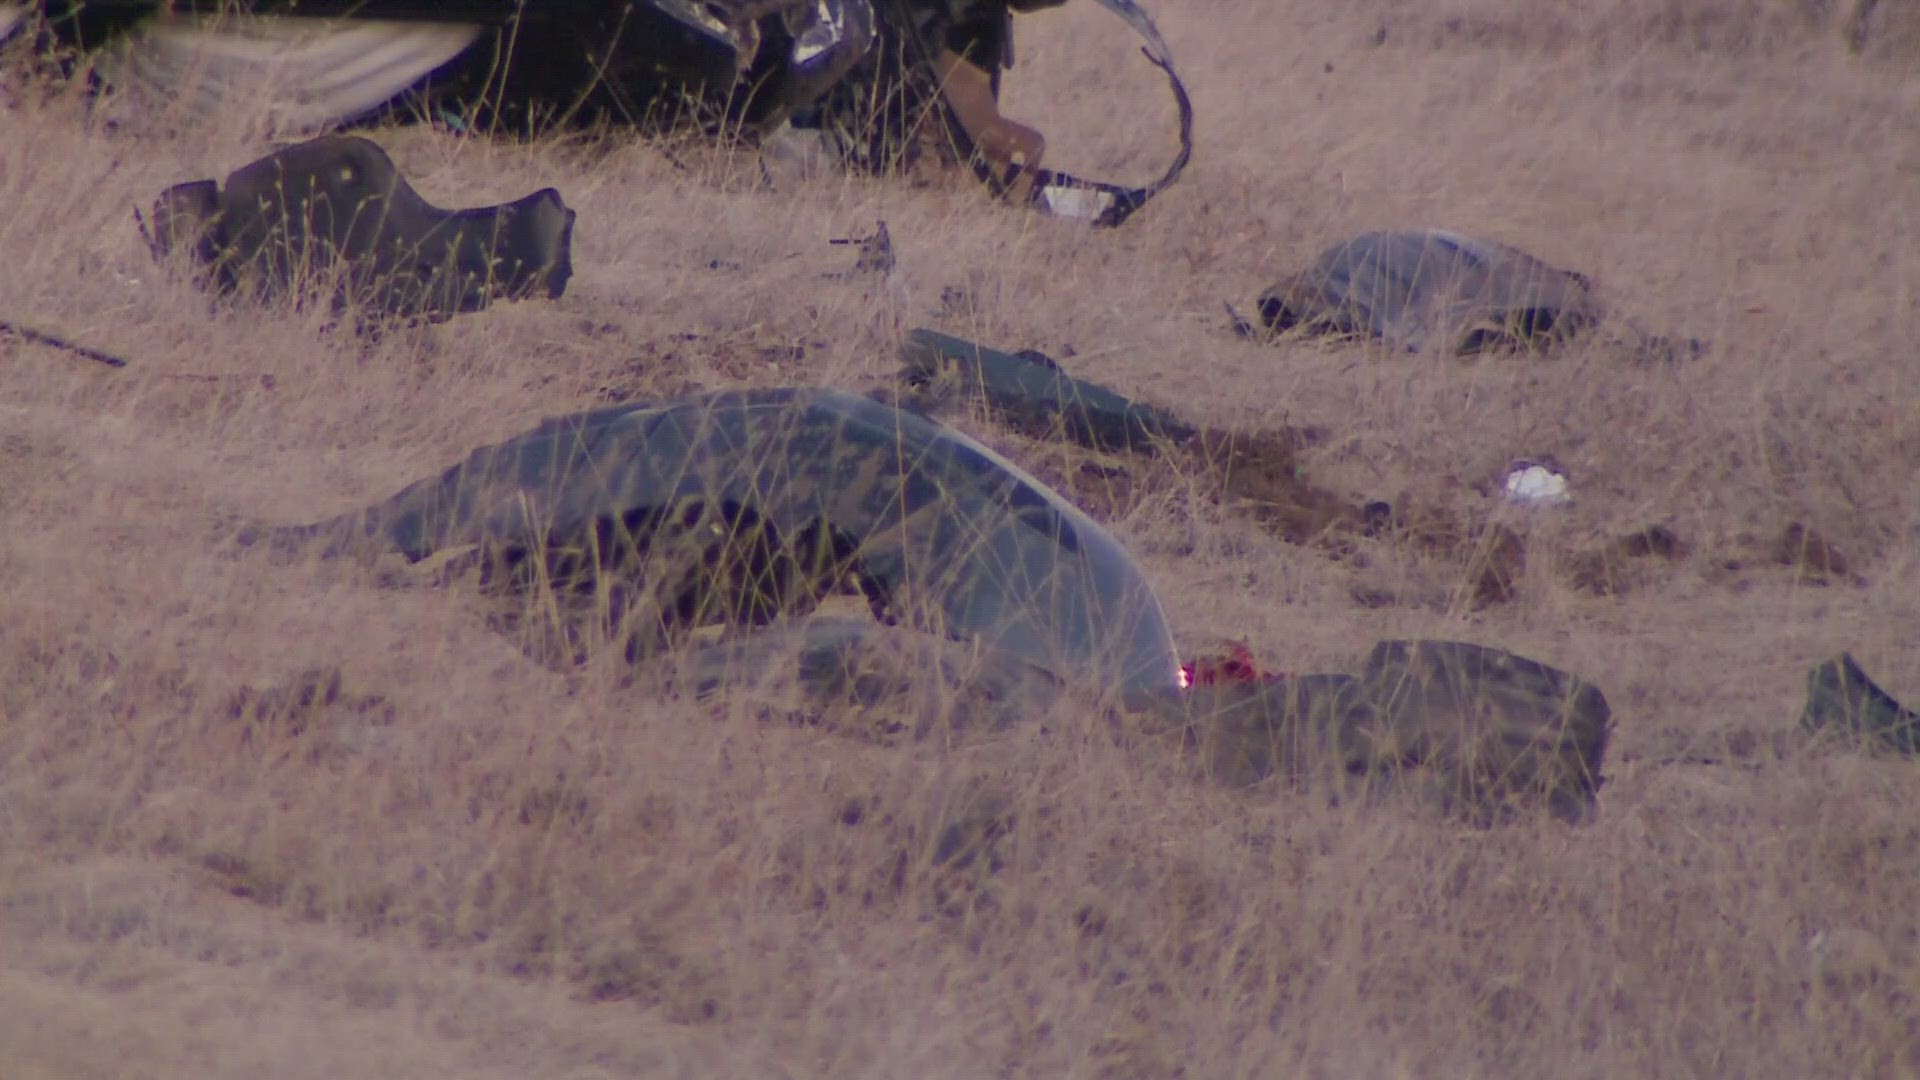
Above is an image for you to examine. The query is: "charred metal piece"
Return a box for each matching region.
[143,134,574,321]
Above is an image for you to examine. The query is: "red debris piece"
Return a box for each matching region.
[1180,641,1285,688]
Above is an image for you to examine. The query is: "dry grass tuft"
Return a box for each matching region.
[3,0,1918,1075]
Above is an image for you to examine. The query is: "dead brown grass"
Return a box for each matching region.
[4,1,1919,1075]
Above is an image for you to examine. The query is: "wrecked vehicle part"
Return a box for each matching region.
[1254,230,1606,356]
[254,387,1184,694]
[39,0,874,138]
[1249,229,1708,360]
[1025,0,1195,226]
[658,616,1614,824]
[901,327,1198,453]
[897,327,1368,544]
[658,616,1615,824]
[143,134,574,320]
[37,1,1187,226]
[897,328,1675,606]
[1126,640,1614,825]
[625,599,1613,824]
[793,0,1193,227]
[1801,652,1920,754]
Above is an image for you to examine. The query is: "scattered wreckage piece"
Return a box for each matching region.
[142,134,574,321]
[799,0,1194,228]
[1502,460,1572,508]
[35,0,1192,227]
[899,327,1358,541]
[1129,639,1613,825]
[1800,653,1919,754]
[899,328,1724,606]
[39,0,875,140]
[1240,229,1705,360]
[246,386,1184,693]
[641,616,1613,824]
[901,327,1198,454]
[229,369,1609,823]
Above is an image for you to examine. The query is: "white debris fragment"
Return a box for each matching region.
[1503,463,1572,508]
[1040,183,1115,222]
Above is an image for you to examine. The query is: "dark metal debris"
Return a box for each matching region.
[1251,229,1705,360]
[248,386,1183,693]
[143,134,574,322]
[1126,639,1614,825]
[1801,653,1920,754]
[900,327,1198,454]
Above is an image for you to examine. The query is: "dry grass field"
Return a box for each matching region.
[4,1,1920,1075]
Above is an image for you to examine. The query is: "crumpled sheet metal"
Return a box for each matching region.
[1255,230,1604,356]
[255,386,1183,694]
[145,134,574,321]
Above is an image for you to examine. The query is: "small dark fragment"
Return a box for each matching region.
[1361,500,1395,536]
[1801,653,1920,754]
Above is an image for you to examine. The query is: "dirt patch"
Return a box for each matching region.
[1564,524,1688,596]
[1702,520,1862,589]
